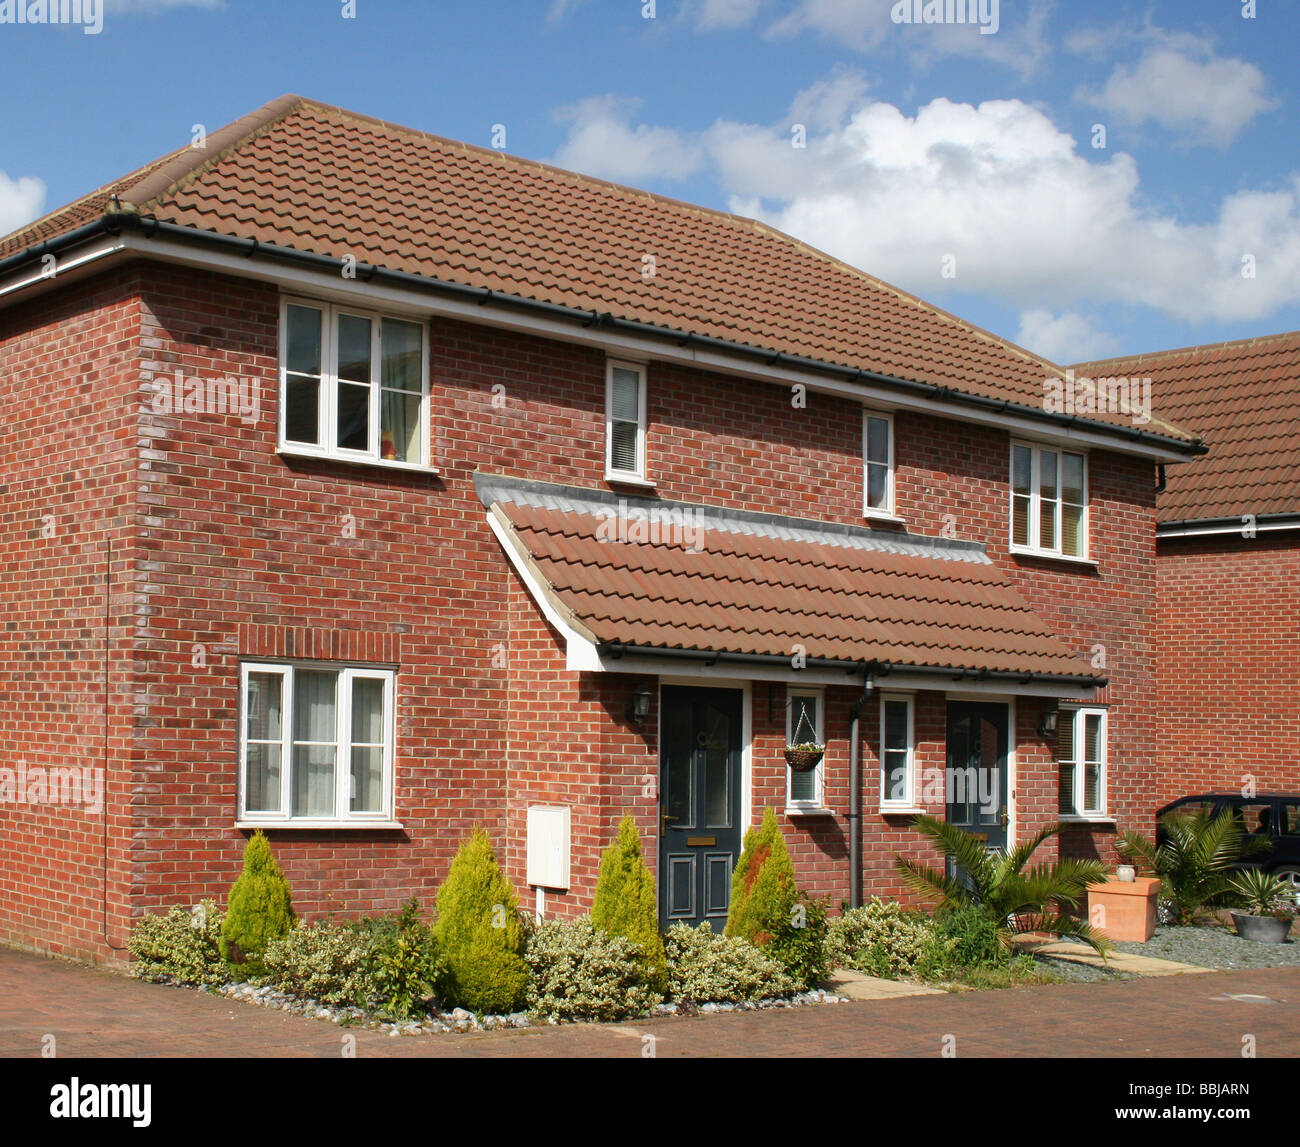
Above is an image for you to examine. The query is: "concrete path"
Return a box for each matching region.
[2,946,1297,1058]
[1013,937,1213,976]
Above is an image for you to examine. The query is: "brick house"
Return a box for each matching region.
[0,96,1205,963]
[1076,335,1300,816]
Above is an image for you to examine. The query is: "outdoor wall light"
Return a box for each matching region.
[626,684,653,726]
[1037,708,1059,739]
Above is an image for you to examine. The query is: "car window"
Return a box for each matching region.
[1235,801,1275,835]
[1280,802,1300,837]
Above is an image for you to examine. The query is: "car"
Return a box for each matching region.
[1155,793,1300,900]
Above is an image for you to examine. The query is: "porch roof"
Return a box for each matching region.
[477,474,1104,687]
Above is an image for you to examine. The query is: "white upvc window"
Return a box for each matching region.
[1010,441,1088,559]
[279,297,430,469]
[862,409,896,518]
[786,688,826,811]
[879,693,916,811]
[605,359,648,483]
[1058,706,1107,818]
[239,661,397,827]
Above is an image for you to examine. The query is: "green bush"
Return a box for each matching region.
[128,900,226,986]
[526,918,662,1022]
[219,831,295,976]
[361,900,443,1019]
[725,808,798,947]
[664,921,796,1004]
[263,922,373,1005]
[826,899,951,979]
[766,892,830,991]
[432,828,529,1014]
[933,904,1006,969]
[592,816,667,992]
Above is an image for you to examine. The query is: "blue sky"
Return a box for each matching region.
[2,0,1297,363]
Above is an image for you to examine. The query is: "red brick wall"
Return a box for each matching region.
[1154,534,1300,812]
[0,273,140,961]
[1,259,1163,956]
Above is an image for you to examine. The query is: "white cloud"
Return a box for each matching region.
[1016,309,1119,364]
[550,96,702,184]
[689,0,766,30]
[1079,41,1276,147]
[0,172,46,238]
[548,85,1300,328]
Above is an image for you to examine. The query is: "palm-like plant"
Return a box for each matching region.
[895,816,1113,955]
[1117,809,1269,926]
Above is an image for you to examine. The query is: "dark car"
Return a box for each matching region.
[1155,793,1300,899]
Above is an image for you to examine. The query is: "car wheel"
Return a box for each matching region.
[1272,865,1300,905]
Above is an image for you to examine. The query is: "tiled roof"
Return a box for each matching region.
[1,95,1199,448]
[480,476,1101,683]
[1076,331,1300,522]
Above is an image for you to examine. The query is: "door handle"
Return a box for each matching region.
[1001,807,1009,829]
[661,811,680,833]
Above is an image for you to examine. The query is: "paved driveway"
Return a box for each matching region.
[2,946,1297,1058]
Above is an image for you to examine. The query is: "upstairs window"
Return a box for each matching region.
[1011,442,1086,558]
[280,298,429,468]
[606,360,648,482]
[863,410,895,517]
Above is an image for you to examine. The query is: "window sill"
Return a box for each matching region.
[236,819,405,831]
[604,471,657,489]
[1009,546,1098,568]
[277,446,439,476]
[786,805,835,817]
[863,510,906,526]
[1058,815,1115,825]
[880,806,926,816]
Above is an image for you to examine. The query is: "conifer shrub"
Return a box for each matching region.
[664,922,796,1004]
[525,918,661,1021]
[432,828,529,1014]
[128,900,226,986]
[591,816,668,992]
[219,830,295,976]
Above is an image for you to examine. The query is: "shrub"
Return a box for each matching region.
[220,830,295,975]
[433,828,529,1014]
[263,922,373,1005]
[932,904,1006,970]
[766,892,830,991]
[664,921,795,1004]
[725,807,798,947]
[592,816,668,992]
[361,899,443,1019]
[826,899,951,979]
[526,918,662,1022]
[128,900,226,986]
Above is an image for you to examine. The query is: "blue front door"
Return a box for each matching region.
[659,686,744,929]
[946,701,1010,852]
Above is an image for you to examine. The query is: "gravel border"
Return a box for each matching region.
[1116,923,1300,971]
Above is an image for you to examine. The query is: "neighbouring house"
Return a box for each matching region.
[0,95,1205,963]
[1075,335,1300,824]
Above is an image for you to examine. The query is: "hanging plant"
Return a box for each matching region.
[784,700,824,772]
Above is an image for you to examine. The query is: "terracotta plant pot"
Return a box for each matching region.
[784,748,824,772]
[1231,912,1292,944]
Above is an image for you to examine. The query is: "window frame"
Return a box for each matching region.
[1057,705,1108,820]
[878,692,917,812]
[237,660,398,829]
[278,296,431,471]
[604,358,649,484]
[785,687,828,813]
[862,408,897,520]
[1009,440,1089,560]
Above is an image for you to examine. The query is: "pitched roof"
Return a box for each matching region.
[479,475,1101,684]
[1,94,1199,449]
[1075,331,1300,523]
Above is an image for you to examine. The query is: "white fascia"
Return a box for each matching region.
[104,233,1192,463]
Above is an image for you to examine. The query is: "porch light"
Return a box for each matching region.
[626,684,653,726]
[1037,708,1058,739]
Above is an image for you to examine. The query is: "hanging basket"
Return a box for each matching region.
[784,746,825,772]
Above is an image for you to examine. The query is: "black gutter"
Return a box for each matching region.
[1158,512,1300,534]
[596,641,1106,689]
[0,212,1206,458]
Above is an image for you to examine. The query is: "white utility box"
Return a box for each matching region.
[526,804,571,890]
